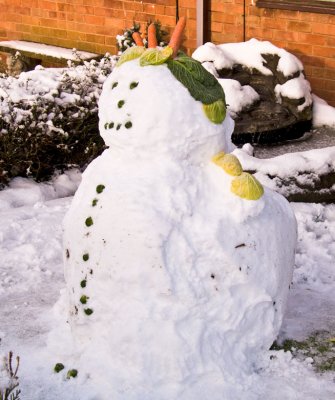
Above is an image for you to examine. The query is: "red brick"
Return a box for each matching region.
[123,1,143,11]
[308,12,330,23]
[288,43,313,55]
[105,17,125,29]
[15,24,32,33]
[322,68,335,80]
[84,15,104,25]
[298,32,326,46]
[40,1,57,11]
[247,26,273,40]
[5,13,22,23]
[287,20,311,33]
[262,17,287,30]
[313,45,335,58]
[210,1,225,13]
[86,33,105,44]
[270,40,288,49]
[40,18,58,28]
[67,30,87,41]
[311,23,335,35]
[274,9,299,20]
[179,0,195,7]
[273,30,300,42]
[210,22,222,33]
[103,0,123,9]
[211,11,236,24]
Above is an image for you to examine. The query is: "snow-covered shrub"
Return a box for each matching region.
[116,21,168,54]
[0,55,117,188]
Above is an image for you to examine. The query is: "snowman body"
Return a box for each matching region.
[63,59,297,398]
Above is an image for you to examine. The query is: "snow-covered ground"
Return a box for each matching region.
[0,38,334,399]
[0,170,334,399]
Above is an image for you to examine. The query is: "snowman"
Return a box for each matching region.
[62,18,297,399]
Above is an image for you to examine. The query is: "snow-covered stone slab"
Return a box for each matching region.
[0,40,99,63]
[235,145,335,203]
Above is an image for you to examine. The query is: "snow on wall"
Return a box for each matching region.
[0,40,98,60]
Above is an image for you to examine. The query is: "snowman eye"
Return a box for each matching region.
[118,100,125,108]
[111,82,118,89]
[129,81,139,89]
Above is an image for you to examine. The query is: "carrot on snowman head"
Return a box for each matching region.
[117,17,227,125]
[130,17,186,54]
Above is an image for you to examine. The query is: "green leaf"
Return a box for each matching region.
[54,363,65,373]
[116,46,145,67]
[212,152,243,175]
[67,369,78,379]
[231,172,264,200]
[96,184,105,194]
[80,295,88,304]
[166,55,226,105]
[139,46,173,66]
[203,99,226,124]
[85,216,93,227]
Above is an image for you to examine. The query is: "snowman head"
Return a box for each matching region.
[98,19,234,163]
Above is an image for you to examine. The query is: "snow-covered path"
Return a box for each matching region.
[0,175,334,399]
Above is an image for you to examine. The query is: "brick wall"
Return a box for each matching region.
[208,0,335,106]
[0,0,196,56]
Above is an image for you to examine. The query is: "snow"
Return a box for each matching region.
[192,39,312,120]
[233,145,335,196]
[0,40,98,60]
[218,78,260,117]
[191,42,234,71]
[0,175,334,399]
[275,73,312,111]
[0,36,335,400]
[0,68,63,104]
[313,94,335,127]
[193,39,304,77]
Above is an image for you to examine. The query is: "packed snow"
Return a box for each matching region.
[51,57,297,398]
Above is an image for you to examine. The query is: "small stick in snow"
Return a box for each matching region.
[132,31,144,47]
[148,23,158,48]
[168,16,186,58]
